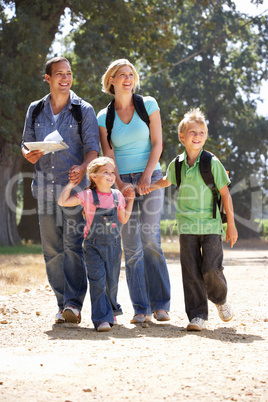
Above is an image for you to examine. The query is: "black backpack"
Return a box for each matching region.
[31,98,83,142]
[105,93,163,159]
[175,150,228,223]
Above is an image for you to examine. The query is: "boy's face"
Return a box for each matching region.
[179,122,207,152]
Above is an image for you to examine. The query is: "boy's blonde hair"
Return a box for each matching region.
[101,58,140,95]
[178,108,208,143]
[86,157,115,190]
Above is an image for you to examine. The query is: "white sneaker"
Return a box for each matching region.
[97,322,111,332]
[62,306,81,324]
[216,303,234,322]
[187,317,206,331]
[55,309,65,324]
[130,314,152,324]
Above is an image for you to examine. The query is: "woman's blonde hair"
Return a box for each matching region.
[101,58,140,95]
[178,108,208,141]
[86,157,115,190]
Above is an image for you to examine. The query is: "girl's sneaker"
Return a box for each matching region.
[97,322,111,332]
[187,317,206,331]
[130,314,152,324]
[55,310,65,324]
[62,306,81,324]
[113,316,118,325]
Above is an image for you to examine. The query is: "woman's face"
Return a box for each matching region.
[109,65,135,95]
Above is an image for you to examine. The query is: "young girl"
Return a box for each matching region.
[58,156,134,332]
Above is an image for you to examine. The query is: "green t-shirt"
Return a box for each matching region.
[166,150,230,235]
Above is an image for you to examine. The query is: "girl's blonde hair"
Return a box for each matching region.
[178,108,208,142]
[101,58,140,95]
[86,156,115,190]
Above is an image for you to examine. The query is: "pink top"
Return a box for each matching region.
[76,188,126,238]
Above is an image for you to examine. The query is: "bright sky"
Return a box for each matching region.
[233,0,267,117]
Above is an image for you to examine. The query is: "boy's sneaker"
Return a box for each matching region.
[187,317,206,331]
[62,306,81,324]
[97,322,111,332]
[216,303,234,322]
[55,309,65,324]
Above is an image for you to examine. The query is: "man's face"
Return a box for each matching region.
[45,61,73,94]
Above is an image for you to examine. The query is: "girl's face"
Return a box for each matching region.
[90,163,116,192]
[109,65,135,94]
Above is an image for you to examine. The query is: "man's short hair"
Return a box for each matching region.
[45,57,71,76]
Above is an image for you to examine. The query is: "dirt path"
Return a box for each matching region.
[0,244,268,401]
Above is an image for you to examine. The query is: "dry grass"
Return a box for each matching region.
[1,237,265,296]
[161,236,180,258]
[0,254,47,295]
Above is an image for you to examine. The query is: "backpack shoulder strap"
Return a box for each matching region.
[111,189,119,206]
[91,189,100,206]
[133,94,150,127]
[31,99,45,129]
[175,152,185,189]
[71,104,82,137]
[199,150,218,219]
[105,99,115,149]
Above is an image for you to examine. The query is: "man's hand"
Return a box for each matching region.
[22,147,44,164]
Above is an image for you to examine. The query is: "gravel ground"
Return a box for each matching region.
[0,242,267,401]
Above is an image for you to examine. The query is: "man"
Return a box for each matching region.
[22,57,100,324]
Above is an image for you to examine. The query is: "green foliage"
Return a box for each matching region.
[0,0,267,243]
[0,243,43,254]
[255,219,268,239]
[160,219,178,236]
[0,1,67,150]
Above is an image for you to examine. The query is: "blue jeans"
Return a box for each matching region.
[83,236,122,329]
[180,234,227,321]
[38,200,87,311]
[120,170,171,315]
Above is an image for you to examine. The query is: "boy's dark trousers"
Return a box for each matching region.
[179,234,228,321]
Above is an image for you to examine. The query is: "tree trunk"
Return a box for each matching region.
[0,143,22,246]
[18,158,41,243]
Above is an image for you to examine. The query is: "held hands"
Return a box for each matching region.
[136,175,151,195]
[121,183,136,201]
[226,224,238,248]
[69,165,86,186]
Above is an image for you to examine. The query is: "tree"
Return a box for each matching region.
[0,0,98,245]
[1,0,267,244]
[0,1,70,245]
[140,0,268,237]
[70,0,267,238]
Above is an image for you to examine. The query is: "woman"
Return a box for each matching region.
[97,59,170,323]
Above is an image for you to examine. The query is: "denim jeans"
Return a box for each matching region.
[120,170,171,315]
[180,234,227,321]
[83,236,122,329]
[38,200,87,311]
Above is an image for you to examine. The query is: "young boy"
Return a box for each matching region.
[150,108,238,331]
